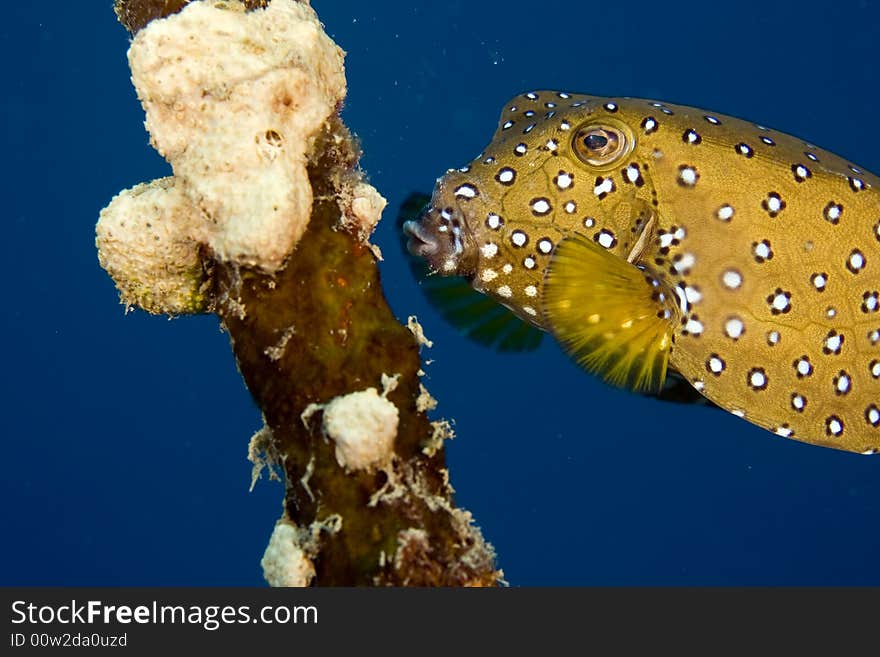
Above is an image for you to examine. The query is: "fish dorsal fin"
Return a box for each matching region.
[398,192,544,352]
[543,233,678,393]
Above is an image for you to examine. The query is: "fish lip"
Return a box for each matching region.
[403,200,477,275]
[403,218,440,257]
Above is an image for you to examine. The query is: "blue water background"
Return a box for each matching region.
[3,1,879,585]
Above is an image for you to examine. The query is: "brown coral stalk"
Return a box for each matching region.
[111,0,501,586]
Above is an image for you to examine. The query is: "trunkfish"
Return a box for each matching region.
[403,91,880,454]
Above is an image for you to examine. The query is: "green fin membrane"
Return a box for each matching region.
[543,234,676,393]
[398,193,543,352]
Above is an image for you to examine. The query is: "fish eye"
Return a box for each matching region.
[583,133,609,150]
[573,125,627,167]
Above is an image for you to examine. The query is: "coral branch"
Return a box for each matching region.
[114,0,269,33]
[102,0,501,586]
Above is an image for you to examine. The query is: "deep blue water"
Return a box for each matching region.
[3,1,879,585]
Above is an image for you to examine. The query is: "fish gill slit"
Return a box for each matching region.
[626,212,657,264]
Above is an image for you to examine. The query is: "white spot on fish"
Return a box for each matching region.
[824,202,842,224]
[849,176,866,192]
[497,168,516,184]
[748,368,768,390]
[673,253,696,274]
[454,184,477,199]
[678,166,699,187]
[685,318,704,335]
[724,317,745,340]
[848,250,866,273]
[555,172,573,190]
[722,269,743,289]
[531,198,552,215]
[717,204,735,222]
[674,286,688,314]
[824,331,843,354]
[594,177,614,197]
[792,164,811,182]
[597,230,616,249]
[795,356,813,377]
[753,241,772,260]
[826,417,844,436]
[771,290,791,312]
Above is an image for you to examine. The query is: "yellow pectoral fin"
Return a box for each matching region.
[542,234,677,393]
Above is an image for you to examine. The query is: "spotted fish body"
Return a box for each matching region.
[404,90,880,454]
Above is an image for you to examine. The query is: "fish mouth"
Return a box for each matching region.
[403,217,440,258]
[402,200,477,275]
